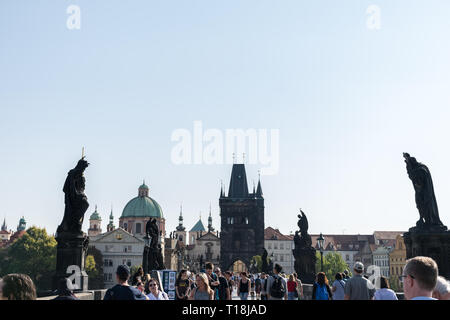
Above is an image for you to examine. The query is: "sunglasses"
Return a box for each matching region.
[149,283,157,287]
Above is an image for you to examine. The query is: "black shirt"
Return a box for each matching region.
[103,284,148,300]
[217,276,230,300]
[175,279,190,299]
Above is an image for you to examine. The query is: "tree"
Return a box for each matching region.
[0,227,56,292]
[250,255,262,273]
[86,246,104,289]
[315,252,350,283]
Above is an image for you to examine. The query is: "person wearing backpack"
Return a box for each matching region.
[312,272,333,300]
[267,264,288,300]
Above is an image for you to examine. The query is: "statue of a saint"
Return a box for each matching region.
[57,158,90,236]
[404,153,444,228]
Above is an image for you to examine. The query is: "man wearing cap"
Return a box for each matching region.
[103,265,149,300]
[344,262,375,300]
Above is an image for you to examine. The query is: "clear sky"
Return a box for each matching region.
[1,1,450,236]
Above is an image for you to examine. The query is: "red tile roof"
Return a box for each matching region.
[264,227,292,241]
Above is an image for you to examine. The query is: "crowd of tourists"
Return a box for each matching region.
[0,256,449,301]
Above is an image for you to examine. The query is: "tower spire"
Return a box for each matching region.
[256,170,263,197]
[208,203,214,233]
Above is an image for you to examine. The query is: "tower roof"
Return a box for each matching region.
[121,183,163,218]
[90,205,102,221]
[190,218,206,232]
[227,164,249,198]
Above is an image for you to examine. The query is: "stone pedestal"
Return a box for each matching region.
[404,226,450,279]
[293,247,317,284]
[53,232,89,292]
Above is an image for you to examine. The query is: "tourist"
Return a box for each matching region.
[237,272,251,300]
[224,271,234,299]
[214,268,230,300]
[344,262,375,300]
[266,264,288,300]
[402,256,438,300]
[374,276,398,300]
[331,273,346,300]
[432,276,450,300]
[146,279,169,300]
[0,274,36,300]
[143,274,152,294]
[175,269,190,300]
[131,267,144,286]
[287,274,298,300]
[136,280,145,293]
[343,270,350,282]
[255,275,262,300]
[205,262,220,299]
[103,265,149,300]
[53,278,79,300]
[293,273,303,300]
[312,272,332,300]
[189,273,215,300]
[260,273,268,300]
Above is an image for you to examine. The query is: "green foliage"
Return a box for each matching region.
[250,255,262,273]
[315,252,351,283]
[86,246,104,290]
[0,227,56,291]
[130,264,142,277]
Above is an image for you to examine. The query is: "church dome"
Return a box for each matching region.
[89,206,102,221]
[121,182,164,219]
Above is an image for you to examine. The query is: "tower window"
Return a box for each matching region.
[136,223,141,234]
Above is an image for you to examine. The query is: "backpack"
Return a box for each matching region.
[270,276,285,299]
[315,283,329,300]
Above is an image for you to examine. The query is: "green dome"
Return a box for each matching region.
[121,182,164,219]
[90,206,102,221]
[121,196,163,218]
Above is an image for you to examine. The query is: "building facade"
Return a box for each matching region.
[219,164,265,270]
[90,227,145,288]
[389,234,407,290]
[264,227,295,274]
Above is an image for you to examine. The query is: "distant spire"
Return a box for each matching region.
[1,218,6,231]
[176,202,185,231]
[256,170,263,197]
[208,204,214,232]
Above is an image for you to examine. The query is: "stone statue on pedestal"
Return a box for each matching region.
[54,157,90,291]
[292,209,317,284]
[143,218,163,274]
[403,153,450,279]
[403,153,446,230]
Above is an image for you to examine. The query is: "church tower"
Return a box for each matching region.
[88,205,102,237]
[174,204,187,245]
[107,207,115,232]
[219,164,264,270]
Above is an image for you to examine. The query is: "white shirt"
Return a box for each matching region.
[410,296,437,300]
[374,288,398,300]
[147,291,169,300]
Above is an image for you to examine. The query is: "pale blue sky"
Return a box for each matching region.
[1,1,450,236]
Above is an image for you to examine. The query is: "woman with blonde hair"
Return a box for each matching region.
[189,273,214,300]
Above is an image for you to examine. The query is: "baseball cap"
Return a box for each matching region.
[116,265,131,278]
[354,262,364,272]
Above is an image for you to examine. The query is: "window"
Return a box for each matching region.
[274,243,278,250]
[127,260,131,267]
[124,223,128,231]
[105,245,114,252]
[280,255,284,262]
[136,223,141,234]
[280,243,284,250]
[268,243,272,250]
[346,254,350,261]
